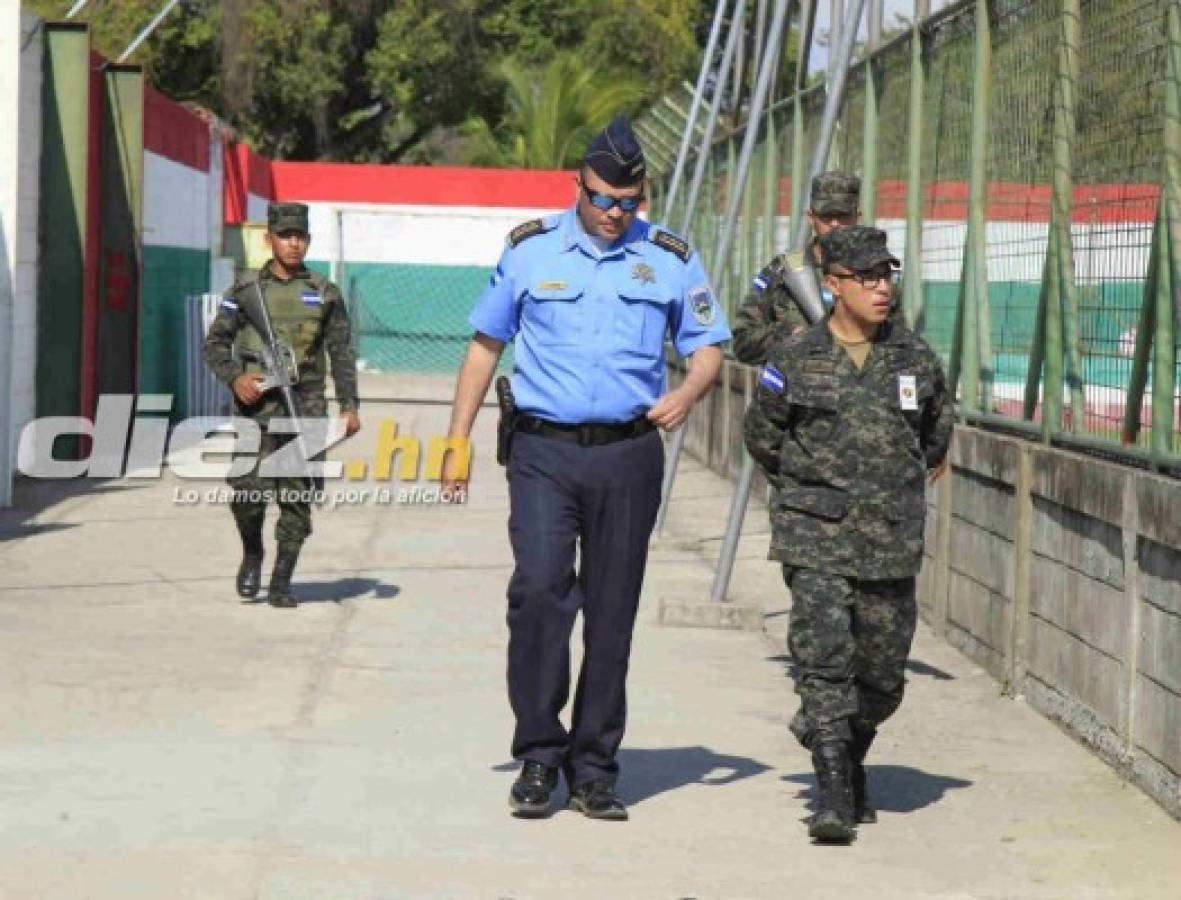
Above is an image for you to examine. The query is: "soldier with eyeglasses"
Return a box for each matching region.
[743,226,954,842]
[442,116,730,821]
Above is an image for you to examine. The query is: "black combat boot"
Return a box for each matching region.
[809,741,857,842]
[850,728,877,824]
[235,523,264,599]
[267,542,301,608]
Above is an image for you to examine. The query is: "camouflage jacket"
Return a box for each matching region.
[203,264,359,419]
[743,318,954,579]
[730,254,813,366]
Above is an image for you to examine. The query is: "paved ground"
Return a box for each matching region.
[0,375,1178,899]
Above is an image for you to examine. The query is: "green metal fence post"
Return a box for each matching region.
[957,0,993,411]
[763,109,778,262]
[903,1,928,328]
[1042,224,1065,437]
[1158,0,1181,457]
[1054,0,1084,431]
[1152,205,1177,459]
[1023,227,1052,422]
[861,0,882,221]
[966,0,993,411]
[1122,204,1160,445]
[792,0,819,232]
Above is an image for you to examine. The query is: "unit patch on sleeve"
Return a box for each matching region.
[688,285,717,326]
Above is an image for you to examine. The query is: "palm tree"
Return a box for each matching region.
[465,53,647,169]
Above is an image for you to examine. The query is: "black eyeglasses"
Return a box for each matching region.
[580,182,644,213]
[829,266,897,288]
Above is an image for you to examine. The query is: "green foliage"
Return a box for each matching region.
[22,0,706,165]
[467,54,647,169]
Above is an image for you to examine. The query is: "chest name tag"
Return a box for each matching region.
[301,291,323,306]
[536,281,567,292]
[898,374,919,410]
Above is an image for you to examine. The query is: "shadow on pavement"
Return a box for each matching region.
[906,658,956,680]
[763,655,956,682]
[0,521,80,541]
[0,479,145,540]
[617,746,772,805]
[491,746,772,807]
[292,578,401,604]
[783,764,972,815]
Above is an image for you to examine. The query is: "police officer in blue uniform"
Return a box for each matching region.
[444,117,730,820]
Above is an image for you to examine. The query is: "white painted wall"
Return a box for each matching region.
[310,203,569,268]
[0,6,42,505]
[143,151,213,251]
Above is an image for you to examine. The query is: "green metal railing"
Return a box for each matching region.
[641,0,1181,472]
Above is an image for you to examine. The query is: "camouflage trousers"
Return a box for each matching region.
[784,566,917,748]
[228,394,328,548]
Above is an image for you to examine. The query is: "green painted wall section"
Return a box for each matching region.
[36,24,90,422]
[310,260,510,374]
[140,245,208,409]
[922,280,1152,389]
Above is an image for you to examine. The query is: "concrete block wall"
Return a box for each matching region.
[677,371,1181,819]
[925,429,1181,819]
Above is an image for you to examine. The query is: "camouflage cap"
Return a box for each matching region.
[818,226,899,272]
[583,115,646,187]
[268,202,309,234]
[810,171,861,216]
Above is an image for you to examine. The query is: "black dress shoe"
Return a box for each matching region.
[509,761,560,818]
[236,552,264,599]
[568,781,628,821]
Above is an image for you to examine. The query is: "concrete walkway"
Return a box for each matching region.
[0,377,1177,899]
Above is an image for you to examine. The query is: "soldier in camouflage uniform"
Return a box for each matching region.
[743,226,954,841]
[731,172,860,365]
[204,202,361,608]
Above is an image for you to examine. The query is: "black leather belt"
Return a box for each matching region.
[515,414,656,446]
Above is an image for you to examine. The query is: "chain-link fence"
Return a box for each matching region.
[333,209,516,377]
[642,0,1181,465]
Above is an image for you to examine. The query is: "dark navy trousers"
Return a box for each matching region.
[506,429,664,788]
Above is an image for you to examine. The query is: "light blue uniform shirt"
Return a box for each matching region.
[470,207,731,424]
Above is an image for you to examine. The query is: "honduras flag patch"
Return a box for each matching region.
[301,291,322,306]
[220,296,238,311]
[760,363,786,394]
[752,273,768,293]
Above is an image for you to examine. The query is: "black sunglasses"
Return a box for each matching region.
[829,266,897,288]
[580,181,644,213]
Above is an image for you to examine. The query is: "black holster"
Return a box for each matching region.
[495,375,516,467]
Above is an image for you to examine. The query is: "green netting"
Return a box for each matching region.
[333,261,514,376]
[650,0,1180,458]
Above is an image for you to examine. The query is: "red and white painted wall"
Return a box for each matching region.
[271,162,572,372]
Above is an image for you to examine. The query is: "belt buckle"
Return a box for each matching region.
[577,424,595,446]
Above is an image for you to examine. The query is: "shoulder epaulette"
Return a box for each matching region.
[650,228,691,262]
[507,219,550,248]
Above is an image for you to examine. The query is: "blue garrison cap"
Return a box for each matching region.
[583,116,646,187]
